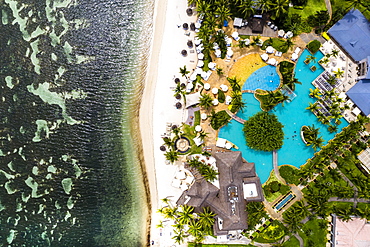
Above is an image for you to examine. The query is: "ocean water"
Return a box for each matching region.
[0,0,152,246]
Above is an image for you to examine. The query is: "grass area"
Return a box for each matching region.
[253,220,287,244]
[263,171,291,202]
[262,38,290,53]
[288,0,327,19]
[282,235,300,247]
[331,0,370,20]
[279,165,300,185]
[183,124,203,154]
[194,110,201,126]
[298,217,328,247]
[228,53,265,86]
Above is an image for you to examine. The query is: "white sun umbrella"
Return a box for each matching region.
[212,87,219,94]
[291,53,298,61]
[226,49,233,58]
[195,125,202,132]
[212,98,219,105]
[195,22,201,29]
[267,58,277,66]
[197,60,204,68]
[195,67,203,75]
[190,73,197,82]
[201,71,208,80]
[220,84,228,92]
[208,62,216,70]
[201,113,208,120]
[204,83,211,90]
[215,49,221,58]
[187,83,194,90]
[244,39,250,45]
[226,37,232,46]
[225,95,232,105]
[231,31,239,41]
[194,38,201,46]
[198,53,204,60]
[260,53,269,61]
[213,43,219,50]
[266,46,275,54]
[225,142,232,150]
[286,31,293,38]
[278,29,285,37]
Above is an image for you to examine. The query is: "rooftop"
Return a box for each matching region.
[346,79,370,115]
[332,215,370,247]
[328,9,370,62]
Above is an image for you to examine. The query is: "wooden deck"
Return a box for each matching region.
[225,109,246,124]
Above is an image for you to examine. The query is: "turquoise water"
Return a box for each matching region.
[242,65,280,91]
[219,50,349,183]
[274,193,294,210]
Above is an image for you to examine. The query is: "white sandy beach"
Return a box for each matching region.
[139,0,197,246]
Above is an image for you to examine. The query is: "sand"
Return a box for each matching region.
[139,0,197,246]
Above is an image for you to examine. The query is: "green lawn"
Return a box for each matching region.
[253,220,287,244]
[289,0,327,19]
[330,0,370,20]
[282,235,300,247]
[263,171,291,202]
[298,218,328,247]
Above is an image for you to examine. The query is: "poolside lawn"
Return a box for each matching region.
[288,0,327,19]
[298,218,328,247]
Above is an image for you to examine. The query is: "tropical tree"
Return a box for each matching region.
[177,205,195,225]
[285,38,295,51]
[256,0,271,13]
[163,206,178,220]
[199,93,213,110]
[156,220,164,228]
[188,220,203,240]
[309,88,322,99]
[328,124,338,133]
[172,229,187,244]
[227,77,241,92]
[331,49,339,58]
[326,75,337,86]
[201,166,219,182]
[216,67,223,77]
[214,5,231,23]
[284,77,301,91]
[198,207,216,230]
[179,65,190,78]
[238,0,255,19]
[163,137,175,149]
[196,1,211,15]
[269,0,290,20]
[305,54,316,64]
[164,150,179,163]
[333,68,344,78]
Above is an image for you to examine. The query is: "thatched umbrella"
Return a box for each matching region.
[186,8,193,16]
[181,49,187,56]
[175,94,181,100]
[171,125,178,130]
[187,40,193,48]
[176,102,182,109]
[183,23,188,30]
[174,78,180,83]
[160,145,166,151]
[190,23,195,31]
[180,83,186,88]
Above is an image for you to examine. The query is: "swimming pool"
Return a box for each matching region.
[242,65,280,91]
[219,50,349,183]
[274,193,295,211]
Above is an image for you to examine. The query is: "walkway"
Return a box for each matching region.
[324,0,332,24]
[225,109,246,124]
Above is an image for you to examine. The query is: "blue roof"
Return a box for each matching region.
[347,79,370,115]
[328,9,370,62]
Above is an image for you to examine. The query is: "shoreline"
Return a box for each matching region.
[139,0,168,244]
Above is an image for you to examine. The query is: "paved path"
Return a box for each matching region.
[293,233,304,247]
[299,32,326,44]
[336,169,359,208]
[324,0,332,24]
[225,109,246,124]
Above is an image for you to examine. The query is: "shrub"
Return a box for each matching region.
[243,112,284,152]
[279,166,300,185]
[210,110,231,130]
[306,40,321,54]
[270,181,281,193]
[218,89,225,103]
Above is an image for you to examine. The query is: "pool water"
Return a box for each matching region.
[274,193,295,211]
[242,65,280,91]
[219,50,349,183]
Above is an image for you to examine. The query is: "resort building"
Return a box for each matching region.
[357,148,370,174]
[326,9,370,118]
[177,151,263,237]
[329,215,370,246]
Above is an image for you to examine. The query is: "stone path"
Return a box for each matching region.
[324,0,332,23]
[299,32,326,44]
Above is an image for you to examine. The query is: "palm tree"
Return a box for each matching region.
[163,137,175,149]
[309,88,322,99]
[306,102,321,112]
[163,206,178,220]
[198,131,208,141]
[326,75,337,86]
[256,0,271,13]
[198,207,216,230]
[305,55,316,64]
[311,136,325,151]
[202,166,219,182]
[172,229,187,244]
[215,5,230,23]
[188,220,203,240]
[285,77,301,91]
[238,0,255,19]
[227,77,241,92]
[330,49,339,58]
[199,93,213,110]
[333,68,344,78]
[178,205,195,225]
[164,150,179,163]
[156,220,164,228]
[179,65,190,78]
[328,124,338,133]
[285,38,295,51]
[216,67,223,77]
[269,0,289,20]
[196,1,211,15]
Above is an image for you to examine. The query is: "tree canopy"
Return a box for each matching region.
[243,112,284,152]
